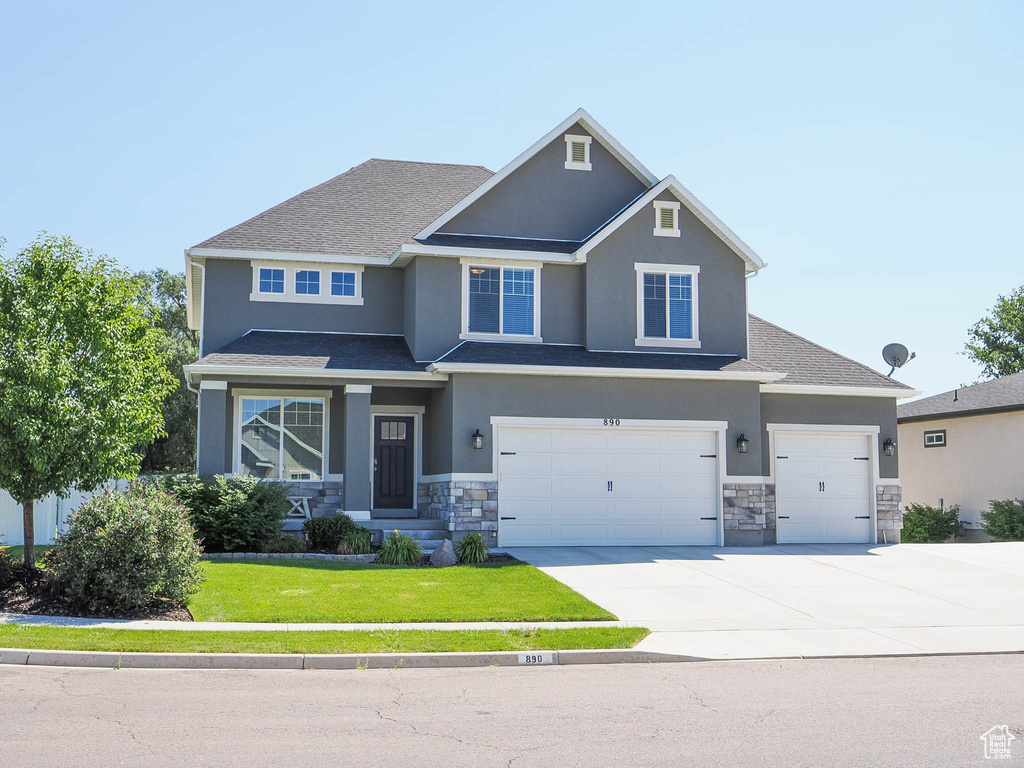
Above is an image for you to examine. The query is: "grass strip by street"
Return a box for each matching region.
[0,625,648,654]
[189,559,616,623]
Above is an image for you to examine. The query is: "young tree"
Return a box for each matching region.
[965,286,1024,379]
[133,269,199,472]
[0,235,176,568]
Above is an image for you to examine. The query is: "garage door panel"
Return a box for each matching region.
[499,425,721,547]
[819,435,871,455]
[820,458,869,477]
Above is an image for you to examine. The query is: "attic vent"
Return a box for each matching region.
[564,134,592,171]
[653,200,681,237]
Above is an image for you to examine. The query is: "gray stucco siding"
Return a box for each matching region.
[438,123,648,242]
[585,191,749,357]
[402,256,462,362]
[759,393,900,478]
[201,258,405,356]
[539,264,585,345]
[446,373,762,476]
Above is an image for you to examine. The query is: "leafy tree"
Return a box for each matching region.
[0,234,176,568]
[133,269,199,472]
[964,286,1024,379]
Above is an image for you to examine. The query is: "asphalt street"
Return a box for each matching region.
[2,654,1022,766]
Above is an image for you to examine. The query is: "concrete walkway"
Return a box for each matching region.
[506,542,1024,659]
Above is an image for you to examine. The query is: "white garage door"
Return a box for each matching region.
[775,432,873,544]
[498,425,721,547]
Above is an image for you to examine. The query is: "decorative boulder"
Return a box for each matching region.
[430,539,458,568]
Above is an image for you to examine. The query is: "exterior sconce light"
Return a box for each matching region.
[736,434,749,454]
[883,438,895,457]
[471,429,485,450]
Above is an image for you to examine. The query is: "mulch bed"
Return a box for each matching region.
[0,569,193,622]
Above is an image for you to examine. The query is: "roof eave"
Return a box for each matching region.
[761,383,922,399]
[184,363,444,386]
[426,361,786,383]
[897,403,1024,423]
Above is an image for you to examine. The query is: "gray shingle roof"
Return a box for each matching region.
[193,331,425,372]
[193,159,493,258]
[898,370,1024,421]
[748,315,913,391]
[436,341,767,373]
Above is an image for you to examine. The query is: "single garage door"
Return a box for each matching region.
[775,432,873,544]
[498,425,720,547]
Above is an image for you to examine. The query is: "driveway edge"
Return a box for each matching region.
[0,647,691,670]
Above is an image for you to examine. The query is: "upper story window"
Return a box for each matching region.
[564,134,592,171]
[259,268,285,294]
[251,262,363,305]
[653,200,681,237]
[461,261,542,341]
[635,263,700,349]
[295,270,320,295]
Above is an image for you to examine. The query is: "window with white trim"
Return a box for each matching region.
[924,430,946,448]
[462,262,541,340]
[250,262,363,305]
[564,134,592,171]
[653,200,681,237]
[635,263,700,348]
[239,396,325,480]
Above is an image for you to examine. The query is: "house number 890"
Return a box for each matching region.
[603,418,621,426]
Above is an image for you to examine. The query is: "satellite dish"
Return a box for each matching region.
[882,343,916,377]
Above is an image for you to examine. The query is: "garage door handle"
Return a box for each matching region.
[500,451,516,456]
[854,457,869,461]
[778,516,790,519]
[776,456,788,460]
[854,515,870,519]
[700,454,717,459]
[700,517,717,521]
[500,516,516,521]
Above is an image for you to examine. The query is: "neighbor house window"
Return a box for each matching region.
[924,430,946,448]
[295,270,320,295]
[463,262,541,339]
[635,263,700,348]
[239,396,325,480]
[331,271,357,297]
[564,134,592,171]
[250,262,363,305]
[258,268,285,294]
[653,201,681,237]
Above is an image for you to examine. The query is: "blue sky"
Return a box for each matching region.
[2,1,1021,397]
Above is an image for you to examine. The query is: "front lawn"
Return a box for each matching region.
[1,546,54,564]
[0,625,647,654]
[190,558,615,623]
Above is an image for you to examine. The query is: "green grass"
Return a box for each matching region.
[0,625,648,654]
[1,545,54,564]
[190,558,616,623]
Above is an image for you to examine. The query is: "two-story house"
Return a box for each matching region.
[184,109,917,548]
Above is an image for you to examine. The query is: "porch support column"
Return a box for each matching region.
[343,385,372,521]
[197,380,228,475]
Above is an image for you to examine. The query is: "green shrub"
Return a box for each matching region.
[981,499,1024,541]
[259,531,307,554]
[901,503,960,543]
[337,529,372,555]
[0,543,13,589]
[377,531,423,566]
[304,514,360,551]
[157,474,289,553]
[455,532,489,564]
[52,482,204,613]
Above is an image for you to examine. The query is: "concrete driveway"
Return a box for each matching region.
[506,542,1024,659]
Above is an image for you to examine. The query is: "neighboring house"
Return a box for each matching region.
[183,108,918,547]
[898,371,1024,540]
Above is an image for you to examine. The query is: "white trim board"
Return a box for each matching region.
[428,361,785,383]
[414,108,659,240]
[575,176,766,273]
[185,364,443,386]
[459,259,543,343]
[760,383,922,399]
[231,392,332,482]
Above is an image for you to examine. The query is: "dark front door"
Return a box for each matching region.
[373,416,414,509]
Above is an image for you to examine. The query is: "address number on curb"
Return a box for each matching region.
[518,652,554,665]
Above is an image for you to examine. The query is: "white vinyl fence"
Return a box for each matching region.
[0,483,126,546]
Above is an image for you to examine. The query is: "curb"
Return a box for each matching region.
[0,647,692,670]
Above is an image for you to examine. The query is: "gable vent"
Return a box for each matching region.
[571,141,587,164]
[564,134,592,171]
[659,206,675,230]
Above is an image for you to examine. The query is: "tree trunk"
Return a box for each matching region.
[22,499,35,570]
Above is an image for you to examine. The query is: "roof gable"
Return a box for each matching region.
[898,370,1024,421]
[576,176,766,272]
[415,109,658,241]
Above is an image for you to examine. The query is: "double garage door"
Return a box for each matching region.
[498,425,721,547]
[496,423,875,547]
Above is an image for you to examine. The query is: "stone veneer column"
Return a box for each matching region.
[876,484,903,543]
[342,385,372,521]
[426,479,499,545]
[723,483,776,546]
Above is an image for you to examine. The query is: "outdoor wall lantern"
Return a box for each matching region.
[883,438,896,457]
[471,429,485,450]
[736,434,749,454]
